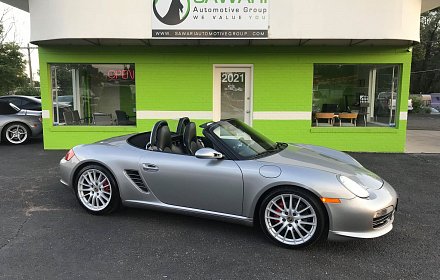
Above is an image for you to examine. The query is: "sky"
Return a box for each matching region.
[0,2,40,82]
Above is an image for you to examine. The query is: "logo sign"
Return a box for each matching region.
[152,0,269,39]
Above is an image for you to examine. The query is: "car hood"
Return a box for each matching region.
[258,144,384,190]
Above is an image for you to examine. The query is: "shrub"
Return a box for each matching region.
[411,96,424,113]
[14,86,40,97]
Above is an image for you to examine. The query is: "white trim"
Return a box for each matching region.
[253,112,311,120]
[136,111,212,120]
[135,111,312,121]
[42,110,50,119]
[400,112,408,121]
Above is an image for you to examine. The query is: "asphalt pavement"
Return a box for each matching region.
[0,139,439,279]
[406,113,440,153]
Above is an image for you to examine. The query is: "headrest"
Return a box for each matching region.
[149,120,169,149]
[176,117,190,135]
[183,122,197,143]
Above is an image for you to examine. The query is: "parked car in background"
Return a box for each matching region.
[408,99,413,111]
[0,95,70,122]
[56,95,73,107]
[431,93,440,111]
[0,95,42,116]
[0,101,43,145]
[376,92,413,116]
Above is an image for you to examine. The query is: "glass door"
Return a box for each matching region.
[375,65,400,126]
[213,66,253,125]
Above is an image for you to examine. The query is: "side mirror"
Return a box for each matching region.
[195,148,224,160]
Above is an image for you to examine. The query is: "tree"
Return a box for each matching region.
[0,10,27,95]
[411,7,440,94]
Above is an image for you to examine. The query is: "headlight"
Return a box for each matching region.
[338,175,369,198]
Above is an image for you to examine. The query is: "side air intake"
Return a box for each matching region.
[125,170,148,192]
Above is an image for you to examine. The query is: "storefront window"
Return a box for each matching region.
[50,64,136,126]
[312,64,400,127]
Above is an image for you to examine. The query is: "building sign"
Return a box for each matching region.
[152,0,269,39]
[107,69,135,81]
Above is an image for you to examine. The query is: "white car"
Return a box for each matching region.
[377,92,413,111]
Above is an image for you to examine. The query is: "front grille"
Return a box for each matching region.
[125,170,148,192]
[373,211,394,229]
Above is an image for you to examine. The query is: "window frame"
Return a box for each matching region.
[312,63,402,129]
[49,63,137,127]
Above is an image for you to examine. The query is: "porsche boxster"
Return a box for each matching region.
[60,118,398,248]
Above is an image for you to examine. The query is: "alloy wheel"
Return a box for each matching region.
[77,169,112,211]
[264,194,317,246]
[5,124,28,144]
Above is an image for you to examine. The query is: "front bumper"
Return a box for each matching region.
[327,180,398,241]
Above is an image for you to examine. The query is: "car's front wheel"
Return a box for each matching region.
[74,165,120,215]
[259,187,327,249]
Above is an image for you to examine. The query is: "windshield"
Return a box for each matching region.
[211,119,283,159]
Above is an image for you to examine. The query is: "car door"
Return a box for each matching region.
[139,152,244,216]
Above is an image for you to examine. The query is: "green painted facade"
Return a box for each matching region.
[39,46,411,152]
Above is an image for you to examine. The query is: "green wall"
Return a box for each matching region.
[39,46,411,152]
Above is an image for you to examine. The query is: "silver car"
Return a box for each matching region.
[0,101,43,145]
[60,118,398,248]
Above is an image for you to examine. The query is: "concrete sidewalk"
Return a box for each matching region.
[406,130,440,153]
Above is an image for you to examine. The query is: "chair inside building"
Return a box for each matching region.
[93,113,113,125]
[63,110,74,125]
[358,95,370,127]
[115,110,136,126]
[72,110,83,125]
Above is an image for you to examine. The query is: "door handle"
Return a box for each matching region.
[142,163,159,172]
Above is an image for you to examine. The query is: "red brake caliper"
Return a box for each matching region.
[103,179,110,192]
[271,199,285,225]
[276,200,284,216]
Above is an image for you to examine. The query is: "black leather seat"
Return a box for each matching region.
[176,117,190,136]
[183,122,204,155]
[148,120,183,154]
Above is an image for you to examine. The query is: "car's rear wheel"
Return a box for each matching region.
[2,123,30,145]
[74,165,120,215]
[259,187,327,249]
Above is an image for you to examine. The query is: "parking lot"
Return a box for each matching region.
[1,139,439,280]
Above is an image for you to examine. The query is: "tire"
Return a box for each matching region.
[74,164,121,215]
[2,122,31,145]
[258,187,327,249]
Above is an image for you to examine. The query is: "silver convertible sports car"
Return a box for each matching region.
[60,118,398,248]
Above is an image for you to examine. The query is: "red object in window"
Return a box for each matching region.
[107,69,135,80]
